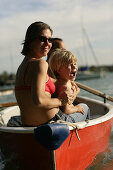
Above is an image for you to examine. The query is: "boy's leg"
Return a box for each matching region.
[66,103,90,123]
[57,103,90,123]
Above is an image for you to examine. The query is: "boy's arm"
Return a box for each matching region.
[70,82,80,102]
[60,104,85,114]
[72,81,80,94]
[56,82,84,114]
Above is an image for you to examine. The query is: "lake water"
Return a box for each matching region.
[79,72,113,170]
[0,72,113,170]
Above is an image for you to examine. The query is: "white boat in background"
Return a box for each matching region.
[0,88,14,96]
[76,71,101,80]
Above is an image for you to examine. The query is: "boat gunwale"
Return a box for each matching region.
[0,97,113,133]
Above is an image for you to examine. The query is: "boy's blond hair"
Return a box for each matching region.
[49,48,77,78]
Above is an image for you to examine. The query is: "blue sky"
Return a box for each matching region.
[0,0,113,73]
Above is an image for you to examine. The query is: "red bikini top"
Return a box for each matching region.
[45,76,55,94]
[15,75,55,95]
[15,59,55,94]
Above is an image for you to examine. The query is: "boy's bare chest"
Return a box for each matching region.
[67,81,76,93]
[58,81,76,93]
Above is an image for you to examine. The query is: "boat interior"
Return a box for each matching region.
[0,96,111,128]
[75,96,109,119]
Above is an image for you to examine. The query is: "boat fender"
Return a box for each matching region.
[34,123,70,150]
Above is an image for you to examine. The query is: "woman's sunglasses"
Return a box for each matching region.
[39,36,53,43]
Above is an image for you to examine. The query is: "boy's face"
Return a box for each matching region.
[58,62,78,81]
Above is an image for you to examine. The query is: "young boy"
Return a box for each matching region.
[49,48,90,122]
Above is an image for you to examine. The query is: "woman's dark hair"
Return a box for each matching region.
[21,21,53,56]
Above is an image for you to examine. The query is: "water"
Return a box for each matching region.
[79,72,113,170]
[0,72,113,170]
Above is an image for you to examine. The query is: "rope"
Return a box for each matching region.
[49,119,79,128]
[49,120,81,140]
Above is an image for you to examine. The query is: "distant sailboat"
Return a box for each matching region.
[76,19,101,80]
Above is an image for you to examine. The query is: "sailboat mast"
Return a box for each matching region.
[81,24,99,66]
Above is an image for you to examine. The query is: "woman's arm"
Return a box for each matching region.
[31,60,66,109]
[56,81,83,114]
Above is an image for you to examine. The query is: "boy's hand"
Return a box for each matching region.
[75,105,85,114]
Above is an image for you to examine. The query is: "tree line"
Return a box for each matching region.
[0,71,15,86]
[0,65,113,86]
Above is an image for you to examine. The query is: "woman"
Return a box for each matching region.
[15,21,70,126]
[14,21,89,127]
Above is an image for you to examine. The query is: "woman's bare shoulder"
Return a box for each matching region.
[30,58,47,64]
[30,58,48,70]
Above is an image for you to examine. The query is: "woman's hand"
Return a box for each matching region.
[58,89,74,105]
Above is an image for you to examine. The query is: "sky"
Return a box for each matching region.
[0,0,113,73]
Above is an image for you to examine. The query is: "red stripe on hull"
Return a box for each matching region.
[55,118,113,170]
[0,119,113,170]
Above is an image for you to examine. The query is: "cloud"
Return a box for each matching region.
[0,0,113,73]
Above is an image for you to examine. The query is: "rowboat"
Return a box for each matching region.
[0,95,113,170]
